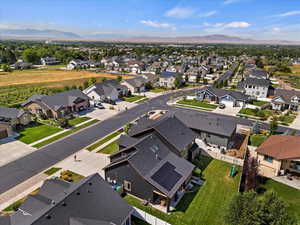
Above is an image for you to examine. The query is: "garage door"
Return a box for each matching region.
[220,95,235,107]
[0,129,8,139]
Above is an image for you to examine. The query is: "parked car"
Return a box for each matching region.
[219,103,226,109]
[95,103,105,109]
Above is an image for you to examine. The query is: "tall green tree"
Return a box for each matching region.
[22,49,39,64]
[269,116,278,135]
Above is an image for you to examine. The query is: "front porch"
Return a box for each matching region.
[274,159,300,190]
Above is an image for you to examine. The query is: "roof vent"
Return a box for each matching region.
[76,192,80,195]
[51,200,55,205]
[87,190,92,193]
[88,182,92,186]
[45,215,51,220]
[62,202,67,207]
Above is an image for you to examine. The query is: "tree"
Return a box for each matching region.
[102,77,107,82]
[225,191,296,225]
[244,157,259,191]
[116,75,122,83]
[83,81,89,89]
[174,75,183,89]
[269,116,278,135]
[88,77,96,86]
[22,49,39,64]
[203,78,208,85]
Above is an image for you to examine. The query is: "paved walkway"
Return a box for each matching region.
[0,148,111,211]
[289,114,300,129]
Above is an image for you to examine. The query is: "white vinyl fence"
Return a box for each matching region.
[133,207,172,225]
[201,148,244,166]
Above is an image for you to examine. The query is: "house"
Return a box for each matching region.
[175,111,237,151]
[141,73,159,86]
[121,77,147,93]
[40,57,60,66]
[256,135,300,178]
[10,62,32,70]
[22,90,90,119]
[238,77,271,99]
[0,106,31,139]
[128,114,199,161]
[0,173,133,225]
[84,80,128,102]
[196,86,249,107]
[66,59,98,70]
[158,71,182,89]
[126,60,145,74]
[271,89,300,111]
[248,68,269,79]
[104,134,195,212]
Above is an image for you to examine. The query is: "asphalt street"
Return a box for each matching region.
[0,88,297,194]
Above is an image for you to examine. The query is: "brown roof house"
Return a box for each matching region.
[22,90,90,119]
[256,135,300,177]
[0,106,31,139]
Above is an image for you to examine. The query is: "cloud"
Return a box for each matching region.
[165,7,195,19]
[204,21,250,29]
[275,10,300,17]
[198,10,217,18]
[140,20,176,30]
[223,0,241,5]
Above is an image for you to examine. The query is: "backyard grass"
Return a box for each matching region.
[177,99,218,109]
[97,141,119,154]
[44,167,62,176]
[16,123,62,144]
[68,116,91,126]
[249,134,268,147]
[124,95,145,103]
[252,100,269,106]
[33,119,99,148]
[124,158,241,225]
[261,179,300,223]
[87,129,123,151]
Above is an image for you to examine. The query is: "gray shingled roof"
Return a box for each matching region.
[118,135,138,148]
[23,90,89,112]
[128,115,198,153]
[241,77,271,87]
[174,111,236,138]
[0,106,25,120]
[123,77,146,88]
[4,174,132,225]
[272,89,300,105]
[198,86,249,101]
[107,134,195,198]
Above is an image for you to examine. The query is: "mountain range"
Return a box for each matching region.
[0,28,299,45]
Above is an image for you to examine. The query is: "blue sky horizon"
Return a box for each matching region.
[1,0,300,41]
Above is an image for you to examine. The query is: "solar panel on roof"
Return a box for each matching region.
[151,162,182,191]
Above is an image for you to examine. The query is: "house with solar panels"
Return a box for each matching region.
[103,134,195,212]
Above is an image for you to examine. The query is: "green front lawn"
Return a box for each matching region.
[33,119,99,148]
[44,167,61,176]
[16,123,62,144]
[150,87,168,93]
[97,141,119,154]
[68,116,91,126]
[252,100,269,106]
[177,99,218,109]
[278,115,296,124]
[124,158,241,225]
[249,134,268,147]
[239,108,272,119]
[261,179,300,223]
[124,95,145,103]
[87,130,123,151]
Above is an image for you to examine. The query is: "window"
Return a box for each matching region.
[124,180,132,191]
[264,155,273,163]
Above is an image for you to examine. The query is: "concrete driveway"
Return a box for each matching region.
[213,106,241,116]
[78,107,118,121]
[290,114,300,129]
[0,138,37,167]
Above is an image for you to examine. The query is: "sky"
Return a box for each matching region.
[1,0,300,41]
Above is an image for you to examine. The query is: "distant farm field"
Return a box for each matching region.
[0,69,132,88]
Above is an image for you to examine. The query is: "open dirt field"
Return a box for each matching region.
[0,69,132,87]
[291,65,300,74]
